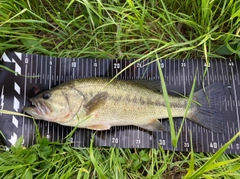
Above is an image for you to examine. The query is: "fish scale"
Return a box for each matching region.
[0,52,240,154]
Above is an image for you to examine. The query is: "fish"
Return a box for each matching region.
[23,78,225,132]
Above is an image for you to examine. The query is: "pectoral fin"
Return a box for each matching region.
[84,92,109,115]
[87,124,111,130]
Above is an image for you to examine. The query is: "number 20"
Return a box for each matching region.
[112,138,118,144]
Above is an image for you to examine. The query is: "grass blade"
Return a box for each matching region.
[89,134,107,179]
[186,131,240,178]
[156,54,176,147]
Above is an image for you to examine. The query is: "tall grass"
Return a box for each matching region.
[0,0,240,178]
[0,0,239,58]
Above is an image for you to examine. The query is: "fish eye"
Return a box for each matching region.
[42,92,51,100]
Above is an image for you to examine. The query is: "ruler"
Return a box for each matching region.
[0,52,240,154]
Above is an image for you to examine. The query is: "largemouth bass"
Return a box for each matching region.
[23,78,225,132]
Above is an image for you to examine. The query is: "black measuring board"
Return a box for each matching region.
[0,52,240,154]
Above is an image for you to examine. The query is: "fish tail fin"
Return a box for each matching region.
[187,83,225,133]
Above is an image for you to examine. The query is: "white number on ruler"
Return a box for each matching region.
[25,58,28,63]
[210,142,217,149]
[135,139,141,145]
[136,63,141,68]
[114,63,120,69]
[159,139,165,146]
[160,62,164,68]
[112,137,118,144]
[72,62,76,68]
[204,62,210,67]
[181,62,186,67]
[184,142,189,148]
[236,143,240,149]
[229,62,234,66]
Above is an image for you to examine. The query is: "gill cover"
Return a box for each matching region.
[24,86,86,123]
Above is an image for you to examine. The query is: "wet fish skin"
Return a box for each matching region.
[23,78,225,132]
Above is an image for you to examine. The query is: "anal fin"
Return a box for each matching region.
[139,119,166,132]
[87,124,111,130]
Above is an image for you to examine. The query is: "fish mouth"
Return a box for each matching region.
[23,99,51,118]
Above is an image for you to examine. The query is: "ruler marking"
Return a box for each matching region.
[130,60,133,79]
[231,122,235,149]
[222,131,225,142]
[72,58,75,79]
[182,59,188,152]
[77,58,80,78]
[98,130,101,147]
[167,59,170,85]
[63,58,66,81]
[34,55,38,84]
[103,59,108,77]
[210,59,214,82]
[112,59,114,78]
[173,61,176,86]
[200,125,203,151]
[120,60,123,79]
[227,122,231,143]
[81,58,83,78]
[178,60,181,85]
[44,56,47,84]
[94,59,96,77]
[104,129,107,147]
[69,57,71,79]
[195,123,199,152]
[225,60,231,84]
[150,60,153,80]
[29,55,33,83]
[220,60,225,85]
[197,60,200,85]
[89,58,91,78]
[125,60,127,79]
[189,122,193,152]
[190,59,193,83]
[81,128,84,147]
[40,55,43,84]
[234,59,240,85]
[216,60,220,82]
[85,58,87,78]
[207,60,216,147]
[99,59,101,77]
[230,64,240,132]
[59,58,61,82]
[63,57,66,80]
[205,129,208,152]
[22,54,29,146]
[186,59,189,85]
[134,60,136,79]
[229,96,233,111]
[53,58,56,141]
[49,57,52,89]
[47,57,52,137]
[54,57,56,85]
[30,56,35,145]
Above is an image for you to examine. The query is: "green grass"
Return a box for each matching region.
[0,0,240,178]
